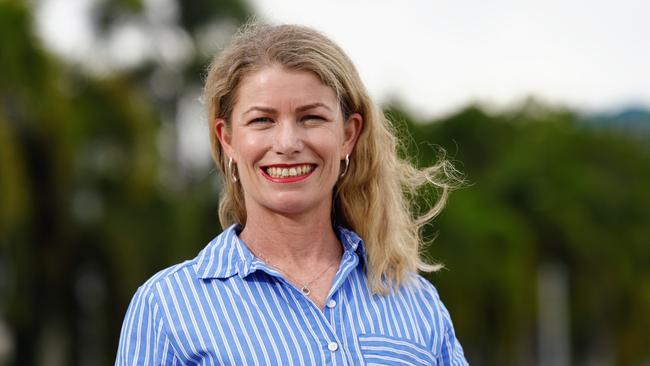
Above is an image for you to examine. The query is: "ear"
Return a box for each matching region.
[214,118,235,160]
[342,112,363,157]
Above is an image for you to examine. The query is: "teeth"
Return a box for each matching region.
[266,165,314,178]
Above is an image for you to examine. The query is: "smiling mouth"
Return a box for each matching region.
[261,164,316,181]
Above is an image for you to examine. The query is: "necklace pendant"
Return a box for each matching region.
[301,286,311,296]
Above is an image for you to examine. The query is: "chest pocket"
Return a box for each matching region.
[358,334,437,365]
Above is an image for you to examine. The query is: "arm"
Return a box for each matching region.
[417,276,469,365]
[436,298,469,366]
[115,285,178,365]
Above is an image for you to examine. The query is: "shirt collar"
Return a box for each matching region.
[336,225,367,266]
[195,224,367,280]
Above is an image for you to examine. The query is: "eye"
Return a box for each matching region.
[302,115,326,122]
[249,117,273,124]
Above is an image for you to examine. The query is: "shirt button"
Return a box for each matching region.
[327,342,339,352]
[326,299,337,308]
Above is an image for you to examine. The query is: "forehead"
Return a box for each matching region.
[234,66,339,111]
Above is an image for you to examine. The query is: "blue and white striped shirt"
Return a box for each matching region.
[116,225,468,365]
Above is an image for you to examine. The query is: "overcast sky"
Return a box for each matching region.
[36,0,650,118]
[251,0,650,117]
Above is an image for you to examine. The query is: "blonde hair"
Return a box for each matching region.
[203,22,459,293]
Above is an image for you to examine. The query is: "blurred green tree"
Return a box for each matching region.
[0,0,250,364]
[388,101,650,365]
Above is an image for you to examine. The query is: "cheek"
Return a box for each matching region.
[310,136,344,180]
[232,132,267,163]
[308,127,345,156]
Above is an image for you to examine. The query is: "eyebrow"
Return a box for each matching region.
[296,103,332,113]
[242,103,332,116]
[243,106,276,115]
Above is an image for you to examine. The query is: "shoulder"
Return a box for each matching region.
[133,225,240,301]
[401,274,446,308]
[404,275,468,365]
[133,258,198,302]
[394,274,456,339]
[117,260,199,363]
[141,257,198,290]
[413,275,454,324]
[117,239,220,354]
[120,258,202,338]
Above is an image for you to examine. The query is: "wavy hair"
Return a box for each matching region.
[203,22,459,293]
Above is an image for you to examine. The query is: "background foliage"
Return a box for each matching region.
[1,0,649,365]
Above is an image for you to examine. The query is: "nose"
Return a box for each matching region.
[273,121,304,155]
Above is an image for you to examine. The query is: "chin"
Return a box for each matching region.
[263,192,326,216]
[267,199,315,215]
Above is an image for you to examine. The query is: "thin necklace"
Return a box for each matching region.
[248,247,338,296]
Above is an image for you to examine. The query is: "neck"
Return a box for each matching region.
[239,203,342,270]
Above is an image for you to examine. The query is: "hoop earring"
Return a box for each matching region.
[228,157,238,183]
[340,154,350,178]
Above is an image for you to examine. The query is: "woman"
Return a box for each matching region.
[116,22,468,365]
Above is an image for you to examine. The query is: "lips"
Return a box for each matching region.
[260,163,317,182]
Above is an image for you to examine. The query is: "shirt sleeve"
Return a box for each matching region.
[416,276,469,366]
[435,291,468,366]
[115,285,178,365]
[436,296,469,366]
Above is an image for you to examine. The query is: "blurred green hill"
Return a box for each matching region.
[586,107,650,142]
[1,0,649,365]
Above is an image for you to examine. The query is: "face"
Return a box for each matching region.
[215,65,363,219]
